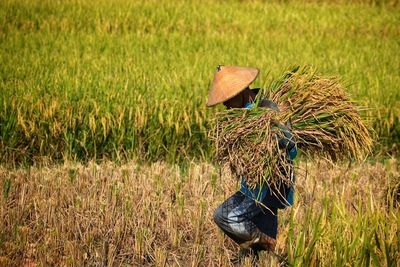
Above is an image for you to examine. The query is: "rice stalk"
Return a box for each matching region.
[212,67,373,187]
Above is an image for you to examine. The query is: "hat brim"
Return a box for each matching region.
[207,66,259,107]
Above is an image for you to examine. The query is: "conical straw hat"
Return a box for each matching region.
[207,65,259,107]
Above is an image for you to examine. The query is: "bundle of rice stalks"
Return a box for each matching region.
[211,66,373,188]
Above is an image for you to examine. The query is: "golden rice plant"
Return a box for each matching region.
[212,67,373,187]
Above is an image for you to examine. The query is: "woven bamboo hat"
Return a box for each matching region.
[207,65,259,107]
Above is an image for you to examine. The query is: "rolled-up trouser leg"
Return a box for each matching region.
[213,191,264,245]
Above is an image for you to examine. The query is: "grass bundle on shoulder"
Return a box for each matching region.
[212,67,373,188]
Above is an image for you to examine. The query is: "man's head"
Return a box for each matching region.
[207,65,259,108]
[222,87,257,109]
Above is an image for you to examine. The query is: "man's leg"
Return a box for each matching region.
[213,191,276,250]
[252,205,278,239]
[213,191,257,244]
[251,205,278,254]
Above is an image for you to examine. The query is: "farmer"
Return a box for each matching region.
[207,65,297,259]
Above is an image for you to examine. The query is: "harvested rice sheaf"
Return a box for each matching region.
[211,67,373,188]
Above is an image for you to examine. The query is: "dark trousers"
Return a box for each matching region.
[213,191,278,250]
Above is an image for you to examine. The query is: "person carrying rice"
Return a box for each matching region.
[207,64,372,262]
[207,65,297,259]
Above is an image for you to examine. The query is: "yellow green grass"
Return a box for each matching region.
[1,160,399,266]
[1,0,400,164]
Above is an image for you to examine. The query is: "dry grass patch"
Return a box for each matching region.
[0,159,399,266]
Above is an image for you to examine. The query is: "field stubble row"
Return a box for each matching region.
[0,159,399,266]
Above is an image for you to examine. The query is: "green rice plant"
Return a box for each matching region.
[0,0,399,164]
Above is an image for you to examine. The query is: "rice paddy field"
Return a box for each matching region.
[1,0,400,163]
[1,0,400,266]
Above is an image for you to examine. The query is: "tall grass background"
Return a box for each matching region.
[1,0,399,164]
